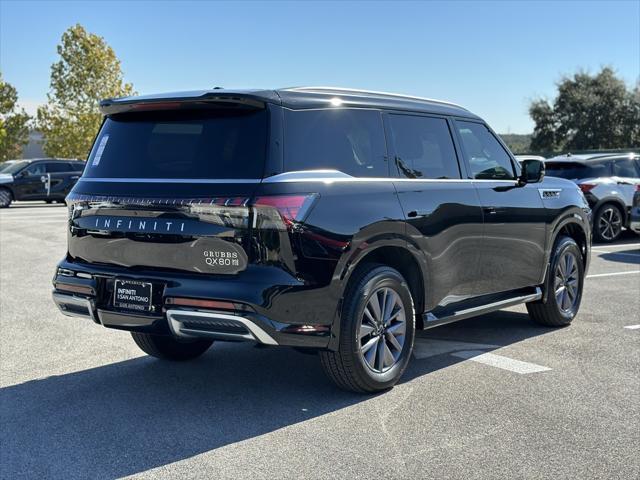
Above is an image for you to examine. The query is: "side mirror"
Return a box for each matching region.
[17,170,29,178]
[519,159,545,185]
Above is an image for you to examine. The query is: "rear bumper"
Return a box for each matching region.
[51,258,336,349]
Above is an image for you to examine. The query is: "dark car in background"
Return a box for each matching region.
[0,158,85,207]
[545,153,640,242]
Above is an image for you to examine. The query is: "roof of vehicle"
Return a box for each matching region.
[545,153,639,164]
[100,86,481,119]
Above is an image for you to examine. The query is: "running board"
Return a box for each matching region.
[422,287,542,329]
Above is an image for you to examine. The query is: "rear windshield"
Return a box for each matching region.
[84,109,267,179]
[545,161,610,180]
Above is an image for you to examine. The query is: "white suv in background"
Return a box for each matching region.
[545,153,640,242]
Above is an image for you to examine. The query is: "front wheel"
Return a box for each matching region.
[0,188,12,208]
[527,236,584,327]
[320,265,415,393]
[131,332,213,361]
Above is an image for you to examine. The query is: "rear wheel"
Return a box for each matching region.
[594,203,623,243]
[527,236,584,327]
[0,188,12,208]
[320,265,415,393]
[131,332,213,361]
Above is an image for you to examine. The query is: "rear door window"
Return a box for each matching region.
[455,121,516,180]
[388,114,460,179]
[69,162,85,172]
[46,163,71,173]
[612,158,640,177]
[25,163,46,176]
[545,161,610,180]
[283,108,387,177]
[84,108,268,179]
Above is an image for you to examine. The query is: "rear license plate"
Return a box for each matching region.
[114,279,153,312]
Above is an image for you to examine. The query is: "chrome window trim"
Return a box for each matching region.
[79,178,261,184]
[79,171,520,185]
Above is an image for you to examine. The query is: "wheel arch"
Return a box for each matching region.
[339,241,427,328]
[543,215,591,302]
[0,184,15,199]
[593,196,628,225]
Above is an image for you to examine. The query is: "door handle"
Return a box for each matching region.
[483,207,497,215]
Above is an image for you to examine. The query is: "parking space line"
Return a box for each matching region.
[593,251,640,257]
[592,242,640,250]
[586,271,640,279]
[0,215,67,223]
[451,350,552,374]
[623,325,640,330]
[413,338,499,359]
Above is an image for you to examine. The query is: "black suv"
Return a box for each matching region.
[0,158,85,207]
[52,87,591,392]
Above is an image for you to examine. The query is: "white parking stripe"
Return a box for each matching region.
[592,242,640,250]
[451,350,551,374]
[586,271,640,278]
[623,325,640,330]
[0,213,67,219]
[413,338,499,359]
[593,251,640,257]
[0,216,67,221]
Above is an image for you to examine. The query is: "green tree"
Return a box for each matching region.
[37,24,134,159]
[529,67,640,152]
[0,73,30,162]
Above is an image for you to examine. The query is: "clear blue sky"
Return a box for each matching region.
[1,0,638,133]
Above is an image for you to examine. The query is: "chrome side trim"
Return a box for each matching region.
[166,309,278,345]
[423,288,542,330]
[52,291,97,323]
[79,178,261,184]
[284,86,467,110]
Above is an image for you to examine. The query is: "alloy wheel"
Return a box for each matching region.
[554,251,580,313]
[598,207,622,241]
[358,287,406,373]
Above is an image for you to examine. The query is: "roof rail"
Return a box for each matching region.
[283,86,467,110]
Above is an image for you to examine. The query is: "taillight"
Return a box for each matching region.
[253,194,317,229]
[579,183,596,193]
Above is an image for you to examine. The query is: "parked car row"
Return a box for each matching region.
[517,153,640,242]
[0,158,85,207]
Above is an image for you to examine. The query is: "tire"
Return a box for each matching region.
[594,203,623,243]
[45,200,53,204]
[0,188,12,208]
[131,332,213,361]
[527,236,584,327]
[320,264,416,393]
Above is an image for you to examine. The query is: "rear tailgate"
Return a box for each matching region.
[67,104,268,275]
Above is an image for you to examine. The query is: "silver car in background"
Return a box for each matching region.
[545,153,640,242]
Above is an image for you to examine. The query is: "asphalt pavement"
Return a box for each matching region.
[1,202,638,479]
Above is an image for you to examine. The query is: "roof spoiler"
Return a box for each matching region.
[99,92,270,116]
